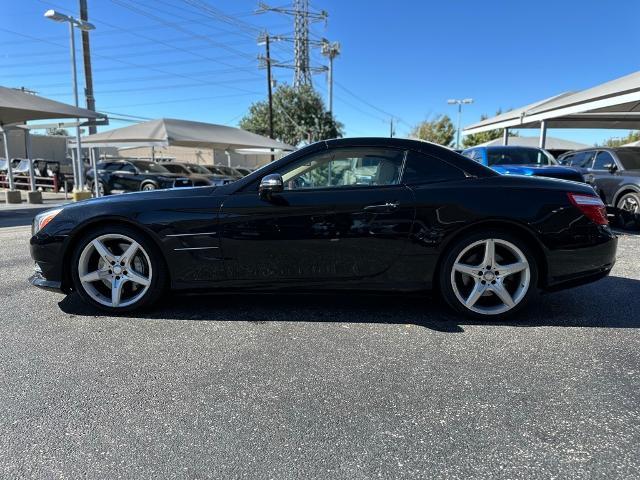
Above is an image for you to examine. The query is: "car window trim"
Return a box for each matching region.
[241,146,409,193]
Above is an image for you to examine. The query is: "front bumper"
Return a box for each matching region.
[28,271,64,293]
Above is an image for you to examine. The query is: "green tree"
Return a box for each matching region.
[461,110,517,148]
[602,131,640,147]
[240,84,343,146]
[46,127,69,136]
[409,114,455,147]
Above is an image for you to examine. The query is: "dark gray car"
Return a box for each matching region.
[558,147,640,213]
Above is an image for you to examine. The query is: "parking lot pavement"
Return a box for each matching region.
[0,225,638,479]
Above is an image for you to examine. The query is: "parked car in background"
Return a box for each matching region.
[233,166,254,176]
[86,159,192,195]
[30,137,616,320]
[161,162,231,186]
[204,164,243,180]
[462,146,584,182]
[558,147,640,213]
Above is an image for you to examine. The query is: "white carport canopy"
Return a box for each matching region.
[464,70,640,147]
[78,118,294,151]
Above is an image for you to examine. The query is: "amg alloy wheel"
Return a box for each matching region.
[617,192,640,214]
[71,227,165,312]
[141,183,157,191]
[440,232,537,318]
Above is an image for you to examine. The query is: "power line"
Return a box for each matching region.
[100,92,260,110]
[0,27,258,95]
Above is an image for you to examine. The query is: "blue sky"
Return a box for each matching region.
[2,0,639,145]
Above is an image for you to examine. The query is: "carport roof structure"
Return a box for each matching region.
[0,85,101,126]
[78,118,294,151]
[464,70,640,138]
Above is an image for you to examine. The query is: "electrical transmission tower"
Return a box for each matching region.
[257,1,329,87]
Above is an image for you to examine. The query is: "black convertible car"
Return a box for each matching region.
[29,138,617,319]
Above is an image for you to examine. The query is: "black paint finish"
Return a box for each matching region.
[30,138,617,295]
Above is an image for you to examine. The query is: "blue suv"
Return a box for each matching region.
[462,146,584,182]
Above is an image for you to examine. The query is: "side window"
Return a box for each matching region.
[281,147,404,190]
[100,162,122,172]
[461,149,474,160]
[593,151,615,170]
[163,164,184,174]
[580,151,596,168]
[559,154,573,166]
[119,163,136,173]
[402,150,467,185]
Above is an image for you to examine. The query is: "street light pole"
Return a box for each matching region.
[68,19,85,194]
[447,98,474,149]
[44,9,95,201]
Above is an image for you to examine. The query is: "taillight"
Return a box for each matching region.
[567,193,608,225]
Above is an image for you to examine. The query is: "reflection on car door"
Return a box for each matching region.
[219,147,416,284]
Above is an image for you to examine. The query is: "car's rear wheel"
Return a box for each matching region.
[141,182,157,191]
[71,226,166,312]
[616,192,640,214]
[439,231,538,319]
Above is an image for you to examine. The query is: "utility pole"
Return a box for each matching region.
[265,34,274,141]
[79,0,96,133]
[389,118,395,138]
[321,41,340,114]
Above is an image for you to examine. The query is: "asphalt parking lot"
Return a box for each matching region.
[1,221,639,479]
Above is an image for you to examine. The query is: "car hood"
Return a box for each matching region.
[61,185,218,211]
[491,164,580,176]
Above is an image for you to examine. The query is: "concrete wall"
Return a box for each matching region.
[117,145,284,169]
[0,130,68,162]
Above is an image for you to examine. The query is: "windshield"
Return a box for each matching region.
[487,148,556,166]
[186,164,211,174]
[131,161,170,173]
[616,149,640,170]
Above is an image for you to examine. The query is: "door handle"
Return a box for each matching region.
[585,174,595,183]
[364,201,400,213]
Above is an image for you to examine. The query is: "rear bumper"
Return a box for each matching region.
[544,232,617,291]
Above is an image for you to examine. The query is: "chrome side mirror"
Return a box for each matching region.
[259,173,284,197]
[605,163,617,173]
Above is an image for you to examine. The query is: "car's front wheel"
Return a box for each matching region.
[141,182,157,191]
[71,226,166,312]
[439,231,538,319]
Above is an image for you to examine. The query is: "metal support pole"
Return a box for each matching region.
[90,147,99,197]
[151,146,155,162]
[24,129,36,191]
[503,128,509,146]
[225,150,231,167]
[2,128,15,190]
[70,148,78,191]
[539,120,547,148]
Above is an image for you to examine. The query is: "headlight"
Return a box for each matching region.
[33,208,63,235]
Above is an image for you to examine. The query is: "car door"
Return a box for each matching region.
[219,146,415,284]
[589,150,621,203]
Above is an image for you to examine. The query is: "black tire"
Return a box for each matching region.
[90,180,108,196]
[70,224,167,313]
[439,230,538,320]
[140,182,157,191]
[616,191,640,215]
